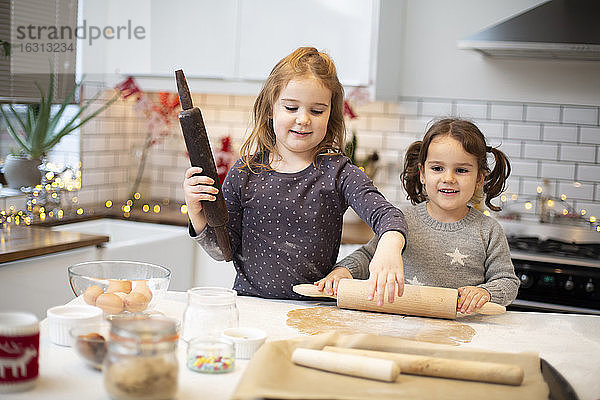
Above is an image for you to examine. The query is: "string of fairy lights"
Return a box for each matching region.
[0,165,597,232]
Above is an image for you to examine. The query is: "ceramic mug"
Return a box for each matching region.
[0,312,40,393]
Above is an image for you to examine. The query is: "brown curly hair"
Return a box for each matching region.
[400,118,511,212]
[239,47,346,171]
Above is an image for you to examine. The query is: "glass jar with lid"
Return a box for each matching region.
[103,315,178,400]
[182,287,239,342]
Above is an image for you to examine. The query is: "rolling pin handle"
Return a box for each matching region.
[175,69,193,110]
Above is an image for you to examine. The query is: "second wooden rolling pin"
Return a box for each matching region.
[292,279,505,319]
[322,346,524,386]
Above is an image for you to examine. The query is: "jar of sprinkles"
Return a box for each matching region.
[187,337,235,374]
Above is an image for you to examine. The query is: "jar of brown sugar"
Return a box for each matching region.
[103,315,178,400]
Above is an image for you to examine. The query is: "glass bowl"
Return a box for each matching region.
[68,261,170,315]
[70,322,110,370]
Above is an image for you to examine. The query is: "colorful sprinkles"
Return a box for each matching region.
[188,354,235,373]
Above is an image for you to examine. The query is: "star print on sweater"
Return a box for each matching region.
[446,248,469,266]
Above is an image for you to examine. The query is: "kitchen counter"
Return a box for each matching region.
[0,225,109,263]
[5,292,599,400]
[1,204,372,263]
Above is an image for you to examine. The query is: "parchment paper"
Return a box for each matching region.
[232,331,549,400]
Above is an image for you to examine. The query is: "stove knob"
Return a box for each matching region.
[585,280,595,293]
[520,273,533,289]
[564,278,575,291]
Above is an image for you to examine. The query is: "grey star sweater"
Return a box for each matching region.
[191,154,407,300]
[336,202,519,306]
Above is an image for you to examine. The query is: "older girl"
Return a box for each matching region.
[183,47,407,305]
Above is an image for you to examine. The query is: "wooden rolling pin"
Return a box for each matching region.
[323,346,524,386]
[292,279,505,319]
[291,348,400,382]
[176,69,232,261]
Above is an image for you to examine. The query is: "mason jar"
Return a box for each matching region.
[103,316,178,400]
[181,287,239,342]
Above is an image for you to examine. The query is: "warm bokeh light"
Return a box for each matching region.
[134,192,141,200]
[560,194,567,201]
[180,204,188,214]
[525,202,533,210]
[536,186,542,194]
[105,200,113,208]
[142,204,150,212]
[76,208,84,215]
[590,216,597,223]
[153,205,161,213]
[562,209,569,215]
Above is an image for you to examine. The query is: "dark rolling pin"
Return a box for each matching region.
[175,69,232,261]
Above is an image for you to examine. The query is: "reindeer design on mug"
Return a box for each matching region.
[0,342,38,379]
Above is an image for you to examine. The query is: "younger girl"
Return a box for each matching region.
[183,47,407,305]
[333,118,520,313]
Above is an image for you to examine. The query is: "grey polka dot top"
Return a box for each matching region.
[191,153,407,299]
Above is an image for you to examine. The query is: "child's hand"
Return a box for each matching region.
[457,286,491,314]
[183,166,219,232]
[366,231,405,306]
[314,267,352,296]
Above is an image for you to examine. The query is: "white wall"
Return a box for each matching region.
[400,0,600,105]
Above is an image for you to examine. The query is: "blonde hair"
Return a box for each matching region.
[239,47,346,171]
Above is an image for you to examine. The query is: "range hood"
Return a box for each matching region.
[457,0,600,61]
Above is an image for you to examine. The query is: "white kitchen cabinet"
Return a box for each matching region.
[237,0,376,86]
[81,0,404,100]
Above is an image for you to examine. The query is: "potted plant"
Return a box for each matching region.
[0,72,117,189]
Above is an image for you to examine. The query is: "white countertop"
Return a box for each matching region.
[4,291,600,400]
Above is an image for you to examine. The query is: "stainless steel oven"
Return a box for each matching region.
[500,220,600,315]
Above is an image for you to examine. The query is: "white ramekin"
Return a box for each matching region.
[222,327,267,359]
[46,305,103,346]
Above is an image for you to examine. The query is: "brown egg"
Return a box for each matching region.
[83,285,104,305]
[106,279,132,294]
[112,292,127,300]
[95,293,124,314]
[132,280,153,302]
[124,291,150,313]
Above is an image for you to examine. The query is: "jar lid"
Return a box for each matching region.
[187,287,237,306]
[109,315,178,344]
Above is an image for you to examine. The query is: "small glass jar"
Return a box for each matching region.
[181,287,239,342]
[186,337,235,374]
[103,316,178,400]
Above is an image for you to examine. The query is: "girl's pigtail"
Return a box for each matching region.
[483,146,511,211]
[401,141,426,204]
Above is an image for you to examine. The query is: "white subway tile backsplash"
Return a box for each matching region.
[421,100,453,117]
[369,116,401,132]
[576,201,600,220]
[403,117,431,134]
[506,123,540,141]
[74,89,600,215]
[392,101,419,115]
[557,181,594,201]
[560,144,596,163]
[580,127,600,144]
[491,104,523,121]
[510,160,538,177]
[456,102,487,119]
[526,105,560,123]
[523,143,558,160]
[357,101,385,114]
[577,165,600,182]
[497,141,522,159]
[542,125,578,143]
[474,121,503,139]
[563,106,598,125]
[540,162,575,180]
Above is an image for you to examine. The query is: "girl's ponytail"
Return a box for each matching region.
[400,141,426,204]
[483,146,511,211]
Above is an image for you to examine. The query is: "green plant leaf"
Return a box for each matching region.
[0,105,31,154]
